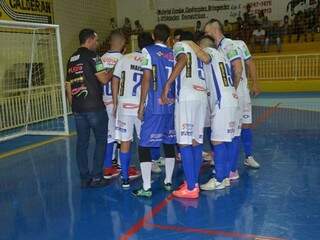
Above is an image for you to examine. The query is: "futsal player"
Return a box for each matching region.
[101,30,126,179]
[198,36,238,191]
[132,24,176,198]
[204,19,244,181]
[112,32,154,188]
[233,39,261,169]
[162,31,210,199]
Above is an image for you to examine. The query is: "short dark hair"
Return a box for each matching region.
[138,32,154,49]
[79,28,96,45]
[153,24,171,42]
[173,28,183,37]
[205,18,224,33]
[180,31,194,41]
[109,29,126,41]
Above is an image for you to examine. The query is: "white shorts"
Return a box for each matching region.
[211,106,237,142]
[115,113,141,142]
[238,89,252,125]
[175,100,207,145]
[106,105,116,143]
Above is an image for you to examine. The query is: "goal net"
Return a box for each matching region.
[0,20,69,142]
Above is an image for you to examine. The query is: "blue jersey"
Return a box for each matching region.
[141,43,175,115]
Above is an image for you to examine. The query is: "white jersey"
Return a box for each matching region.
[173,41,207,102]
[101,51,123,105]
[113,51,143,116]
[233,40,252,96]
[203,47,238,108]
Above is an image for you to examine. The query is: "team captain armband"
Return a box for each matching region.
[95,56,105,73]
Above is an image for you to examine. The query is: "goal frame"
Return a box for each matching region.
[0,20,70,142]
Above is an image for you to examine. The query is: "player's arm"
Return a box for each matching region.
[112,60,123,116]
[138,69,151,120]
[93,55,113,85]
[185,41,211,64]
[231,59,243,90]
[65,82,72,105]
[161,54,187,104]
[245,59,260,96]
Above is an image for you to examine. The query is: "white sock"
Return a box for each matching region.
[164,158,175,184]
[140,162,152,190]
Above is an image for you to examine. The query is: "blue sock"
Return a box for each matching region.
[192,144,203,184]
[104,142,115,168]
[213,143,227,182]
[241,128,253,158]
[150,147,161,160]
[180,145,195,190]
[229,137,240,172]
[120,151,131,180]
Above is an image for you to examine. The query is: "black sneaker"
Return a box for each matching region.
[112,159,121,169]
[121,179,130,189]
[89,178,109,188]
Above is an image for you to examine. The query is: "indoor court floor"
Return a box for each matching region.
[0,93,320,240]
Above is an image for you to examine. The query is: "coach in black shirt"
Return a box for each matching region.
[66,29,112,188]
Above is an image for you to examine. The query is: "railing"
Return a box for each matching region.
[0,84,70,131]
[254,53,320,81]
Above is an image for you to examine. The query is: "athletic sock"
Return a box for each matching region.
[120,151,131,180]
[230,136,241,172]
[140,162,152,190]
[164,158,175,184]
[241,128,253,158]
[116,143,121,166]
[213,143,227,182]
[104,142,115,168]
[150,147,161,161]
[192,144,203,184]
[180,145,195,190]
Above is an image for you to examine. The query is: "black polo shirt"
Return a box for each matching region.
[66,47,106,113]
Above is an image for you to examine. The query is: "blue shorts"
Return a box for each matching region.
[139,112,176,147]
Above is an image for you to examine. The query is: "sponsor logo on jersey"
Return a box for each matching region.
[68,64,83,74]
[70,54,80,62]
[101,56,119,67]
[226,50,238,60]
[156,51,174,61]
[182,123,194,130]
[141,57,149,66]
[150,133,163,142]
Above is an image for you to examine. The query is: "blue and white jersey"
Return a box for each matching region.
[101,51,123,106]
[173,41,207,102]
[113,51,143,116]
[203,47,238,108]
[233,40,252,96]
[141,43,175,115]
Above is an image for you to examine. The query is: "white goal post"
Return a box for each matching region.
[0,20,70,142]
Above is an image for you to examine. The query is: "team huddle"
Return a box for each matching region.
[67,18,261,198]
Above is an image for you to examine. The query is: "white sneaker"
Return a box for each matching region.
[151,161,162,173]
[202,151,212,162]
[223,178,231,187]
[244,156,260,169]
[200,178,225,191]
[155,157,165,167]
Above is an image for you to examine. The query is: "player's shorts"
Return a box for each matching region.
[106,104,116,143]
[139,112,176,148]
[211,105,237,142]
[238,89,252,125]
[175,100,207,145]
[115,113,141,142]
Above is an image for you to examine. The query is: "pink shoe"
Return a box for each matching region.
[173,187,199,199]
[229,170,240,181]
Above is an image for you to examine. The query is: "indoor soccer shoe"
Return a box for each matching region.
[128,167,140,179]
[151,161,162,173]
[103,167,120,179]
[164,182,173,192]
[132,188,152,198]
[155,157,165,167]
[223,178,231,187]
[200,178,225,191]
[202,151,212,162]
[229,170,240,181]
[244,156,260,169]
[121,179,130,189]
[173,187,199,199]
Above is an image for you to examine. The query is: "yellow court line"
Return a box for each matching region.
[0,132,76,159]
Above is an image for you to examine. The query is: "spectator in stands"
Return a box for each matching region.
[224,20,233,38]
[256,10,266,26]
[293,11,307,42]
[110,18,117,30]
[122,17,132,37]
[235,17,245,40]
[261,16,273,33]
[195,21,203,40]
[252,24,267,52]
[265,22,282,52]
[315,4,320,33]
[243,3,256,27]
[281,15,292,42]
[133,20,143,35]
